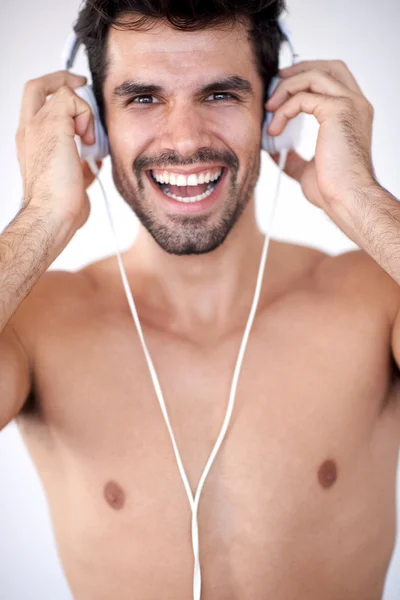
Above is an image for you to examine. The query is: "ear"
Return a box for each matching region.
[269,150,308,183]
[81,159,103,189]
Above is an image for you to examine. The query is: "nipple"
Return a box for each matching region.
[104,480,126,510]
[317,459,338,489]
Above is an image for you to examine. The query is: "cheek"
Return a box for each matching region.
[108,111,152,154]
[203,109,262,161]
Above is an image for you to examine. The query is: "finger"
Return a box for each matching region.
[38,84,94,141]
[267,91,341,134]
[279,60,363,95]
[19,71,87,126]
[266,69,352,112]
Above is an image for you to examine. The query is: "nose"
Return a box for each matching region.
[158,101,213,158]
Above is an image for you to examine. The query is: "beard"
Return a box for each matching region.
[111,146,261,256]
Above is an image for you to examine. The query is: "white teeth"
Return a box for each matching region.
[187,174,198,186]
[176,174,187,186]
[152,169,222,186]
[163,186,215,203]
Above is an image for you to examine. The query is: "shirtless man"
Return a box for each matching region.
[1,0,400,597]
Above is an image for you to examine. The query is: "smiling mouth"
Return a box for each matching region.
[149,168,225,204]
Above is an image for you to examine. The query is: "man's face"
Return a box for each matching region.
[103,17,265,255]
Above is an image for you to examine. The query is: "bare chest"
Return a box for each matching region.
[18,288,400,599]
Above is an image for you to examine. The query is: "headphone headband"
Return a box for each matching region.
[61,30,81,70]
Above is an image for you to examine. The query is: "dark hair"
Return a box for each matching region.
[73,0,287,135]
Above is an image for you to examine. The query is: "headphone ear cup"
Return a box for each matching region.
[262,110,278,154]
[262,76,304,154]
[74,84,109,162]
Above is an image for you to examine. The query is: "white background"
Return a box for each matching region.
[0,0,399,598]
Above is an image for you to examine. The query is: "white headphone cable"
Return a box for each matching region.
[87,149,288,600]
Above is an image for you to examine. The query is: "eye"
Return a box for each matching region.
[127,95,161,105]
[206,92,237,102]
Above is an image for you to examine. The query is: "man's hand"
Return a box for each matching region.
[265,59,376,215]
[16,70,104,232]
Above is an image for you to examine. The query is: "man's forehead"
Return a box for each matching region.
[106,16,253,72]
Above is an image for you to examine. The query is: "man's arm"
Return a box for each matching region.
[0,202,72,431]
[342,184,400,286]
[264,59,400,379]
[0,321,32,430]
[0,67,103,429]
[339,183,400,374]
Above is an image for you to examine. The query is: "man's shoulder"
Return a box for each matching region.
[20,268,93,313]
[270,239,330,284]
[274,239,400,329]
[313,247,400,326]
[9,268,95,350]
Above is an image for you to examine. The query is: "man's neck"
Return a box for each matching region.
[124,200,270,339]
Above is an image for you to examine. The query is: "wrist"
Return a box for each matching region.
[22,202,77,265]
[25,199,76,233]
[338,182,398,250]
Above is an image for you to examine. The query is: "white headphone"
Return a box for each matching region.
[61,14,302,600]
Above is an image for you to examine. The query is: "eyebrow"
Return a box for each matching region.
[201,76,254,97]
[111,75,255,101]
[112,81,161,100]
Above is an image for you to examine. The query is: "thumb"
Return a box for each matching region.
[270,150,308,183]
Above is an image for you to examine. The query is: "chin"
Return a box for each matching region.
[136,196,248,256]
